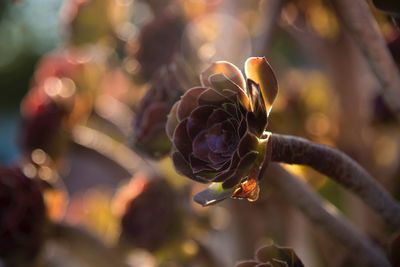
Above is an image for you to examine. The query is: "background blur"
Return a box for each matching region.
[0,0,399,267]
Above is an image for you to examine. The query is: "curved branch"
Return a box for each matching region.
[71,125,150,175]
[269,133,400,229]
[330,0,400,118]
[94,94,134,137]
[265,164,391,267]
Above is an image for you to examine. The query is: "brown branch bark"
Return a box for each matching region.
[330,0,400,118]
[269,133,400,229]
[265,164,391,267]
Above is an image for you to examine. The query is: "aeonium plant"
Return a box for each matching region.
[166,57,277,205]
[166,57,400,235]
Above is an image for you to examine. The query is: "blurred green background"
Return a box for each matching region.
[0,0,62,163]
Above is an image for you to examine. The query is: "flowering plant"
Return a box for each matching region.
[166,57,278,204]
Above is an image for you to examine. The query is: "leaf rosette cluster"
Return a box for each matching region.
[132,66,185,159]
[166,57,278,200]
[0,167,46,265]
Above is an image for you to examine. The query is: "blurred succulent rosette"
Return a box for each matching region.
[132,63,196,159]
[166,57,278,194]
[0,166,47,266]
[20,83,75,160]
[235,244,304,267]
[61,0,129,46]
[127,9,186,81]
[32,49,105,99]
[20,53,78,159]
[20,51,101,159]
[113,173,180,252]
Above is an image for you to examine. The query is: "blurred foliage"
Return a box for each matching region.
[1,0,400,267]
[0,0,62,111]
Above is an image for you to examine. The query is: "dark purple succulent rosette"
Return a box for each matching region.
[119,177,178,252]
[20,81,75,160]
[21,100,69,157]
[166,57,278,205]
[134,10,186,81]
[0,166,46,265]
[132,66,185,159]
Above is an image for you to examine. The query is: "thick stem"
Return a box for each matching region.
[265,164,391,267]
[330,0,400,118]
[269,133,400,229]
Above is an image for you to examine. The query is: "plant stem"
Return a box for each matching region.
[94,94,134,137]
[269,133,400,229]
[265,163,391,267]
[71,125,149,175]
[330,0,400,118]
